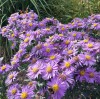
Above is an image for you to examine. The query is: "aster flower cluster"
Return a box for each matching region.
[0,11,100,99]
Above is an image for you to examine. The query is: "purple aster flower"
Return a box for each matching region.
[83,42,100,52]
[38,42,54,57]
[58,23,68,34]
[78,38,90,46]
[63,39,71,47]
[27,81,37,89]
[1,27,9,36]
[76,69,88,82]
[5,71,18,85]
[23,36,33,46]
[47,78,67,99]
[85,67,99,83]
[41,27,56,35]
[58,69,74,88]
[42,61,58,80]
[8,12,19,23]
[11,56,19,68]
[71,55,81,66]
[61,59,75,71]
[90,23,100,30]
[17,48,26,58]
[27,60,43,79]
[16,86,34,99]
[28,10,38,20]
[38,21,46,28]
[50,34,64,41]
[68,31,82,40]
[95,72,100,84]
[79,53,96,66]
[38,17,58,29]
[62,47,77,58]
[47,54,61,63]
[7,84,20,99]
[0,64,11,74]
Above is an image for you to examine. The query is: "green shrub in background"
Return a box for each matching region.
[0,0,100,26]
[47,0,100,23]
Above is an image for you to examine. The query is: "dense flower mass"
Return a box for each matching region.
[0,10,100,99]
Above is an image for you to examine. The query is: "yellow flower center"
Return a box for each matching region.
[28,82,33,86]
[83,39,88,43]
[89,72,94,78]
[65,62,71,68]
[11,33,15,37]
[85,55,91,60]
[73,56,79,61]
[80,70,85,76]
[72,22,75,25]
[52,84,59,92]
[36,44,42,50]
[11,89,17,95]
[93,23,97,27]
[2,28,7,32]
[31,14,34,18]
[68,50,73,54]
[44,43,48,47]
[59,34,63,37]
[21,92,28,99]
[49,36,53,40]
[72,33,77,37]
[26,34,30,37]
[46,28,50,31]
[29,23,33,26]
[46,66,52,73]
[40,23,44,26]
[24,38,29,43]
[9,74,14,79]
[65,40,70,45]
[32,67,39,73]
[18,49,23,53]
[1,65,6,71]
[78,23,82,26]
[46,48,50,52]
[61,27,65,31]
[13,56,17,60]
[12,43,14,47]
[47,18,50,20]
[25,54,30,59]
[11,61,16,65]
[87,43,93,48]
[50,55,56,60]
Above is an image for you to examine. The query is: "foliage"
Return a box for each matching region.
[0,0,100,26]
[47,0,100,23]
